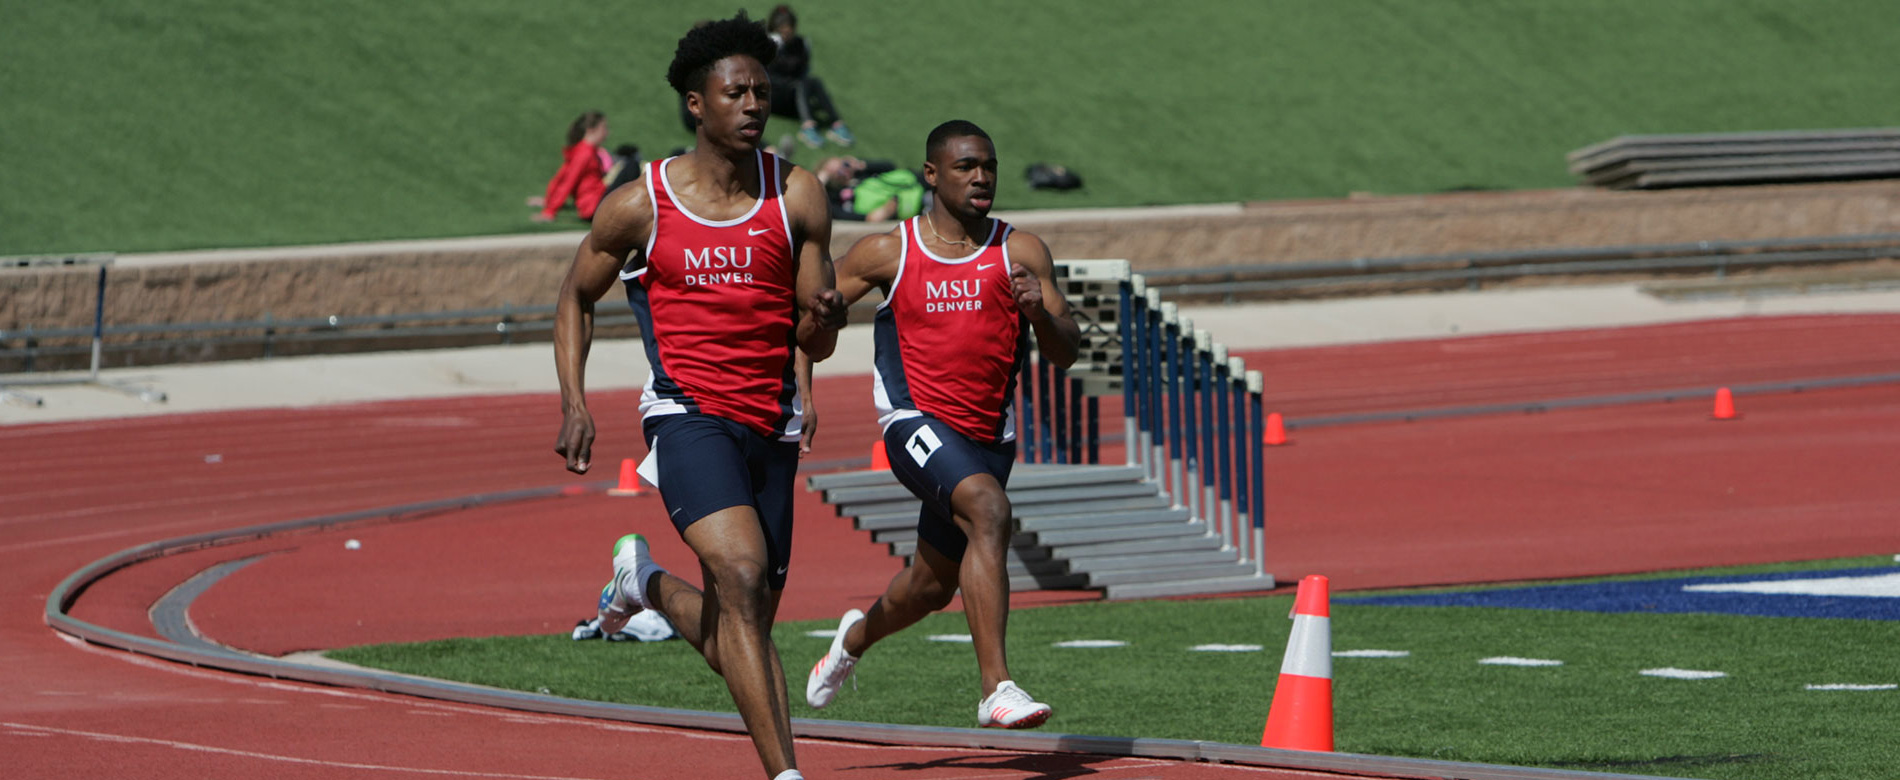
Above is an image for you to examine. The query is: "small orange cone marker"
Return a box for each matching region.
[1262,574,1333,751]
[607,458,648,496]
[870,440,891,471]
[1263,412,1290,446]
[1710,387,1739,421]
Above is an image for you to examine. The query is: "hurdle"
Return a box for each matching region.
[815,260,1272,599]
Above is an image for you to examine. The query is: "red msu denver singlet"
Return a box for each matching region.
[622,151,802,440]
[872,217,1027,444]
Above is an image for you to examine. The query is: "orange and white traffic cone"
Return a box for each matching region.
[1261,574,1333,751]
[606,457,648,497]
[870,440,891,471]
[1710,387,1739,421]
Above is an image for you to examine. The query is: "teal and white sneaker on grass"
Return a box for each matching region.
[977,681,1051,729]
[597,533,663,636]
[805,608,865,708]
[824,122,856,147]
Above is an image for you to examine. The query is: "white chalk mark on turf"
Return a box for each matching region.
[1479,657,1563,667]
[805,629,837,638]
[927,634,973,643]
[0,721,617,778]
[1191,644,1263,652]
[1334,649,1410,658]
[1641,668,1727,680]
[1054,640,1128,648]
[1805,683,1897,691]
[1683,572,1900,598]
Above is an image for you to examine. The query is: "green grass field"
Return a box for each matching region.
[331,557,1900,780]
[7,1,1900,254]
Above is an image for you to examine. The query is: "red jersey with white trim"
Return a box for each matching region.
[872,217,1026,443]
[622,151,802,440]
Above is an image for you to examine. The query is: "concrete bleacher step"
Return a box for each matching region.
[1568,128,1900,190]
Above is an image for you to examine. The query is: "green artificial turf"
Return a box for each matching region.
[7,1,1900,254]
[331,556,1900,780]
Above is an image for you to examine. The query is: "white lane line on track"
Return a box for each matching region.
[1479,657,1564,667]
[0,721,617,779]
[1641,668,1727,680]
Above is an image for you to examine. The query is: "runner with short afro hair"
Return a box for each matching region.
[667,13,778,96]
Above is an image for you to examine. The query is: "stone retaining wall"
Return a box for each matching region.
[7,180,1900,334]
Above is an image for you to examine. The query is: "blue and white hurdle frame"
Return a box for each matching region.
[1022,260,1269,581]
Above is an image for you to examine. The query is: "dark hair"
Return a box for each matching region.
[566,111,606,146]
[666,12,777,96]
[926,119,992,161]
[767,5,797,31]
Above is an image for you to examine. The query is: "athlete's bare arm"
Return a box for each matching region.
[553,185,653,474]
[784,164,847,360]
[834,230,903,305]
[1006,229,1081,369]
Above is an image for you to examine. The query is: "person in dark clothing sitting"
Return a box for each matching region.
[765,5,856,149]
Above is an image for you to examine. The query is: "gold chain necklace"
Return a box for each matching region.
[924,212,979,250]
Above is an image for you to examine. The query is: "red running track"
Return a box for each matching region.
[5,313,1897,779]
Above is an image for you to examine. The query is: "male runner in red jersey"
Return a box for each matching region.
[552,14,845,780]
[803,120,1080,729]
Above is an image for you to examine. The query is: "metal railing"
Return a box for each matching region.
[1141,232,1900,303]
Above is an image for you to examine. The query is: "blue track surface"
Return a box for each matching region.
[1339,566,1900,621]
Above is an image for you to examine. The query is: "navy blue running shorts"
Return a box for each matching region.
[883,415,1015,563]
[641,412,799,589]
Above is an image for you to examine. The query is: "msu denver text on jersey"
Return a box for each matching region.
[681,246,758,286]
[926,279,984,313]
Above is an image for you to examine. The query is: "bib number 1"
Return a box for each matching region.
[905,424,944,467]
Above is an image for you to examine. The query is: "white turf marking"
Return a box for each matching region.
[927,634,973,643]
[1054,639,1128,648]
[1334,649,1411,658]
[1805,683,1898,691]
[1642,668,1727,680]
[805,629,837,638]
[1683,572,1900,598]
[0,721,616,779]
[1479,657,1563,667]
[1191,644,1263,652]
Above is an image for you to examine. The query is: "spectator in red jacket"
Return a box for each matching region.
[532,111,612,222]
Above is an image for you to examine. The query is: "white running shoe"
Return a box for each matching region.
[977,681,1052,729]
[805,609,865,708]
[597,534,662,636]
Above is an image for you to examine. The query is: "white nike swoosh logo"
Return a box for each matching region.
[776,566,788,575]
[976,263,996,271]
[748,227,772,236]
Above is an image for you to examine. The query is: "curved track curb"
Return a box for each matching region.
[46,486,1684,780]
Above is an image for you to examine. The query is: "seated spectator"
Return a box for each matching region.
[816,156,926,222]
[531,111,612,222]
[603,143,643,195]
[765,5,856,149]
